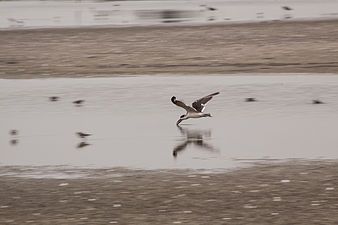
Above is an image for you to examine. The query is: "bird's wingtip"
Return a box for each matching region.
[171,96,176,103]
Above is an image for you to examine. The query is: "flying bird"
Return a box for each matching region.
[171,92,219,126]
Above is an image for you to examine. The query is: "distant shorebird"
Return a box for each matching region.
[312,99,324,104]
[206,6,217,11]
[171,92,219,126]
[73,100,85,105]
[49,96,59,102]
[200,5,217,11]
[245,97,257,102]
[282,6,293,11]
[76,132,91,139]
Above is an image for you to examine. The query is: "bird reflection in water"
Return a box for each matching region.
[77,141,90,149]
[10,139,19,146]
[173,126,218,158]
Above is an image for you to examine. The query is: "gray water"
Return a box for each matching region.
[1,75,338,171]
[1,0,338,29]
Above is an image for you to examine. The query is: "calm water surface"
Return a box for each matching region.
[1,75,338,171]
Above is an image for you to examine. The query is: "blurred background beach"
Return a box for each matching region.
[1,0,338,29]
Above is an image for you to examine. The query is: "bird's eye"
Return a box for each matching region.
[180,115,185,118]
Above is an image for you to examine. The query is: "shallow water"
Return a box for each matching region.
[1,74,338,170]
[1,0,338,29]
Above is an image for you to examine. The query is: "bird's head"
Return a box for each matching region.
[204,113,212,117]
[176,115,187,126]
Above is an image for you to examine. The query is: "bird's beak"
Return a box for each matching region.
[176,119,183,126]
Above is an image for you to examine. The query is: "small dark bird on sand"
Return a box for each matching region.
[76,132,91,138]
[245,97,257,102]
[49,96,59,102]
[10,129,18,135]
[73,100,85,105]
[312,100,324,104]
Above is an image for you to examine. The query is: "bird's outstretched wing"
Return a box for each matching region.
[171,96,197,112]
[192,92,219,112]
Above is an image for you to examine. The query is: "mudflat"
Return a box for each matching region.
[1,161,338,224]
[1,20,338,78]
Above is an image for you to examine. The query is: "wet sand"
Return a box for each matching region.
[1,19,338,78]
[1,160,338,224]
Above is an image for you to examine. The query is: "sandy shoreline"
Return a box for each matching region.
[1,160,338,224]
[1,20,338,78]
